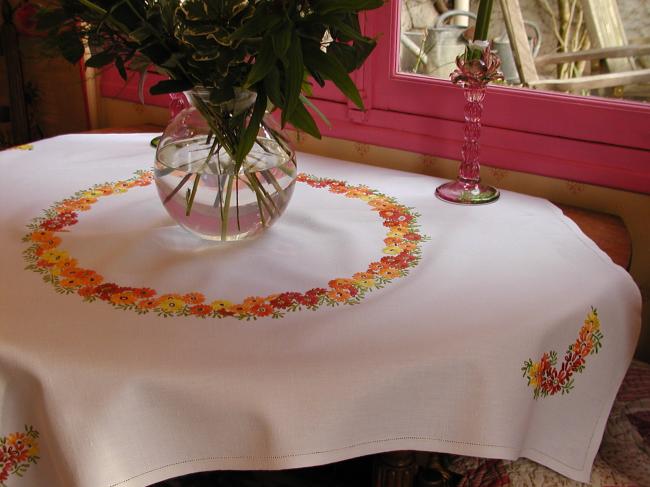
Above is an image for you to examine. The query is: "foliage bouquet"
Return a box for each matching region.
[38,0,383,240]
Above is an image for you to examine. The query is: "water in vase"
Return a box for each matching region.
[155,136,297,241]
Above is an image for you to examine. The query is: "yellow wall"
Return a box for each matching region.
[97,97,650,361]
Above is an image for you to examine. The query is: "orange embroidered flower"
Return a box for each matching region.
[368,199,396,211]
[95,185,114,195]
[328,278,355,289]
[227,303,248,315]
[78,272,103,287]
[353,272,374,281]
[189,304,213,316]
[54,258,77,271]
[383,237,403,246]
[398,242,417,252]
[132,288,156,299]
[345,188,369,198]
[379,267,401,279]
[327,288,354,302]
[78,286,96,298]
[183,292,205,305]
[110,291,138,306]
[60,276,85,288]
[250,302,275,317]
[137,298,159,310]
[242,296,266,311]
[30,229,55,242]
[37,236,62,250]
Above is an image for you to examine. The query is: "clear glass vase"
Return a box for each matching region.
[435,41,502,205]
[155,89,297,241]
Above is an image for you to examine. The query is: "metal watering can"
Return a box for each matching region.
[493,21,542,83]
[401,9,476,77]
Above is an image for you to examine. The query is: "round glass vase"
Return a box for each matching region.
[154,89,297,242]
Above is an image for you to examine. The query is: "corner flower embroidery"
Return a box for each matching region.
[23,171,429,321]
[522,308,603,398]
[0,426,40,486]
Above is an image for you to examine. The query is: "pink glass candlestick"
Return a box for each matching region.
[436,41,503,205]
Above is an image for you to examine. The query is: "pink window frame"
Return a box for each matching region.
[100,0,650,194]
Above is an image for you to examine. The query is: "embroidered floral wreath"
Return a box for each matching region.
[23,171,429,321]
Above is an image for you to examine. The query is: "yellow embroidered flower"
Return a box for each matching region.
[584,309,600,332]
[211,300,233,311]
[158,296,186,314]
[355,278,376,289]
[386,228,407,237]
[382,245,402,256]
[82,189,105,198]
[41,249,69,264]
[528,362,541,388]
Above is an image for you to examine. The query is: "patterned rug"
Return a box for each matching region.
[152,360,650,487]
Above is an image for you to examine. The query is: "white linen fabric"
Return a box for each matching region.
[0,134,641,487]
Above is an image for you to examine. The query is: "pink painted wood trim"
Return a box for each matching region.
[311,99,649,194]
[367,0,650,150]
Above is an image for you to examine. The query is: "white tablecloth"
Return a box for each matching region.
[0,134,641,486]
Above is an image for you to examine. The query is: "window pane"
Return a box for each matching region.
[399,0,650,103]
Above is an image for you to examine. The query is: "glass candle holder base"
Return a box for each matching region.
[435,180,500,205]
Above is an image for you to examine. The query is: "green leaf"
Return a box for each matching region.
[281,32,304,125]
[287,102,321,139]
[272,23,292,59]
[244,39,277,88]
[312,0,384,15]
[115,56,128,80]
[209,86,235,104]
[149,79,193,95]
[85,51,115,68]
[303,42,364,109]
[234,87,267,165]
[300,94,331,128]
[57,31,85,64]
[231,10,282,40]
[264,66,283,107]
